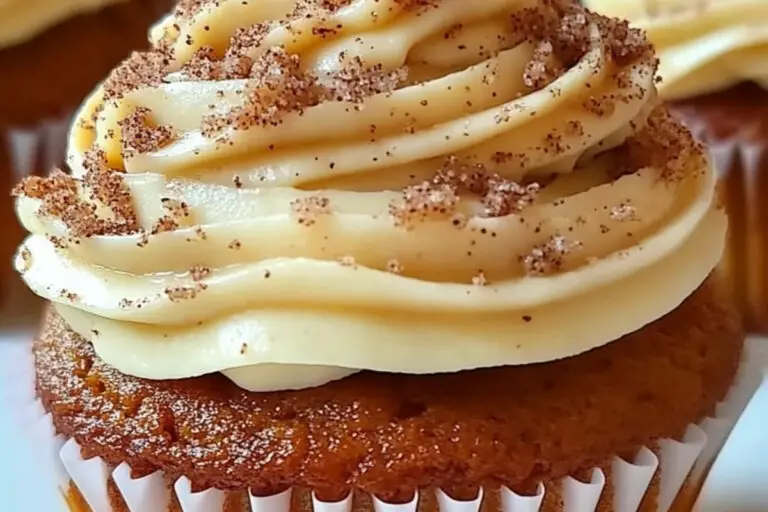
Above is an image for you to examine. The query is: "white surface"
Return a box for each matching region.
[0,333,66,511]
[0,334,766,512]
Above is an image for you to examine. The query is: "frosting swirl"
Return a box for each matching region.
[0,0,126,49]
[14,0,725,392]
[583,0,768,100]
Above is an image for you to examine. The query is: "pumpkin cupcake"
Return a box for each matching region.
[12,0,754,510]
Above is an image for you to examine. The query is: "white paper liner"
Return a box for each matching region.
[3,114,72,180]
[2,339,765,512]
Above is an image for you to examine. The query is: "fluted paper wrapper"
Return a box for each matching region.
[2,340,765,512]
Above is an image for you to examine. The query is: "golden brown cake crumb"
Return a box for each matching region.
[35,275,742,500]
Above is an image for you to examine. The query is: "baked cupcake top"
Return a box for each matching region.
[14,0,724,392]
[583,0,768,100]
[0,0,128,49]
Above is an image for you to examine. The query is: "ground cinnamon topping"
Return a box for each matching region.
[290,195,332,226]
[387,259,404,274]
[433,157,540,218]
[173,0,215,20]
[521,235,581,275]
[165,283,208,302]
[182,46,254,81]
[118,107,175,158]
[202,48,325,139]
[227,23,273,58]
[330,56,408,104]
[389,182,459,229]
[13,169,139,238]
[190,265,212,281]
[103,51,171,100]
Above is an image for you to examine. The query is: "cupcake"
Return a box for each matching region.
[0,0,172,301]
[579,0,768,332]
[11,0,758,511]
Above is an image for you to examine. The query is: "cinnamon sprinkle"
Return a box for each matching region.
[521,235,581,275]
[290,195,332,226]
[118,108,175,158]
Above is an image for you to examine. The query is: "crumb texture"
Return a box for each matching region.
[36,276,742,500]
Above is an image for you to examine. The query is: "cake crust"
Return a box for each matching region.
[34,275,743,502]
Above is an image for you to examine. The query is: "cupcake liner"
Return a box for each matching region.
[2,339,765,512]
[3,114,72,181]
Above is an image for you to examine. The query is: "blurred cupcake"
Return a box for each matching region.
[581,0,768,331]
[10,0,757,510]
[0,0,172,300]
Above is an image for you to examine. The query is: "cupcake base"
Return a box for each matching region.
[30,275,749,511]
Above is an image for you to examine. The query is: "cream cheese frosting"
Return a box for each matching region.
[0,0,126,50]
[583,0,768,100]
[14,0,725,392]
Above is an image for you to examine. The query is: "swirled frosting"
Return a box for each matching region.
[0,0,126,49]
[14,0,725,392]
[584,0,768,100]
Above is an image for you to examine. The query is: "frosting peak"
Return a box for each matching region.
[14,0,724,392]
[584,0,768,100]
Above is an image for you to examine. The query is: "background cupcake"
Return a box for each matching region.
[0,0,172,303]
[9,0,761,510]
[581,0,768,332]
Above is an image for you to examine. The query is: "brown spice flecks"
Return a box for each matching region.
[610,201,637,221]
[620,107,704,184]
[290,195,332,226]
[228,23,273,58]
[524,41,565,90]
[19,247,33,273]
[330,56,408,104]
[181,46,254,81]
[521,235,581,276]
[161,198,191,220]
[60,290,79,302]
[594,15,654,65]
[202,48,326,139]
[173,0,214,20]
[583,95,616,117]
[190,265,212,281]
[165,283,208,302]
[338,256,356,268]
[389,182,459,229]
[472,271,487,286]
[387,259,404,274]
[83,151,140,234]
[150,216,179,236]
[433,157,540,218]
[195,227,208,240]
[240,342,248,355]
[103,51,170,100]
[14,168,139,238]
[118,108,175,159]
[228,239,242,250]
